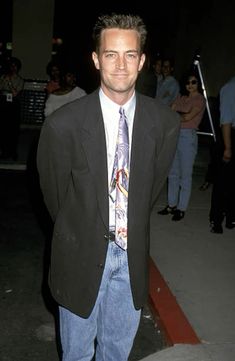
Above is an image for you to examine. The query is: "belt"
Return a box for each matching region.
[109,231,115,242]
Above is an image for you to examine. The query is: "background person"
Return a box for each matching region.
[44,66,86,117]
[0,56,24,160]
[156,57,179,106]
[153,54,163,97]
[158,70,206,220]
[37,13,180,360]
[198,96,220,191]
[45,60,62,95]
[135,54,156,97]
[209,75,235,233]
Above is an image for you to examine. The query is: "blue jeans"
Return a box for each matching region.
[168,128,198,211]
[59,242,141,361]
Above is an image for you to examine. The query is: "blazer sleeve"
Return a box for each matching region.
[36,117,72,222]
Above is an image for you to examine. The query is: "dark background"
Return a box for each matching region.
[53,2,180,51]
[1,0,235,95]
[52,1,181,91]
[0,0,181,90]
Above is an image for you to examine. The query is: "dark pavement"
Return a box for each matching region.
[0,134,166,361]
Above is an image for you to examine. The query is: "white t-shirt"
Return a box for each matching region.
[44,86,86,117]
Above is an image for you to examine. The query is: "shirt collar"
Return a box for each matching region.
[99,88,136,124]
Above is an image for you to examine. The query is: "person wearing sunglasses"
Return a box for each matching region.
[158,71,206,220]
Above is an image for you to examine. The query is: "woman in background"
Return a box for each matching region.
[44,66,86,117]
[45,60,62,95]
[158,71,206,220]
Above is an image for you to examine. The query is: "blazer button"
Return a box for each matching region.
[98,263,103,268]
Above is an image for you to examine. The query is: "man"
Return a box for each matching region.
[135,55,157,97]
[153,55,163,97]
[37,13,180,360]
[209,76,235,233]
[220,77,235,165]
[156,57,179,106]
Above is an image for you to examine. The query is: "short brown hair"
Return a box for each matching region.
[92,13,147,54]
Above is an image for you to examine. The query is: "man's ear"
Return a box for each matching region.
[92,52,100,70]
[138,53,146,72]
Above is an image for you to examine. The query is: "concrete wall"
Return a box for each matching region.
[12,0,54,80]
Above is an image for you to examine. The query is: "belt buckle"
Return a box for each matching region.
[109,231,115,242]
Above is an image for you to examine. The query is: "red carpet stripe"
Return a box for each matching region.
[149,257,200,345]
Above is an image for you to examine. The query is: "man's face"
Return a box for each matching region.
[154,60,162,75]
[51,66,60,80]
[92,28,145,98]
[65,73,76,86]
[162,61,172,77]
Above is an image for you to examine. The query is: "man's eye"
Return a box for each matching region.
[106,53,116,58]
[126,53,137,60]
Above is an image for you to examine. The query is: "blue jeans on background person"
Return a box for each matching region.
[59,241,141,361]
[168,128,198,211]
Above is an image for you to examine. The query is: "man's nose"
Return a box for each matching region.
[116,55,126,68]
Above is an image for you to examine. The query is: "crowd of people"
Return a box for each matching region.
[136,50,234,231]
[0,56,86,161]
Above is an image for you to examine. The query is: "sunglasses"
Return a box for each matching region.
[186,80,198,85]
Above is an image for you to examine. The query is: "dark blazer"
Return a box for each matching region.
[37,89,180,317]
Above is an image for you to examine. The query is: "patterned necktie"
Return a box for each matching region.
[111,107,129,250]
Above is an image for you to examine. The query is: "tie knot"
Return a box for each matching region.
[119,107,125,117]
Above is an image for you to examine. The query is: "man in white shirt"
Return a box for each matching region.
[37,13,180,361]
